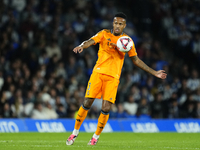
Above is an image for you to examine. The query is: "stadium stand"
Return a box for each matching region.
[0,0,200,119]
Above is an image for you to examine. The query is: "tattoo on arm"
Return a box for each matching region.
[131,56,156,75]
[80,39,95,49]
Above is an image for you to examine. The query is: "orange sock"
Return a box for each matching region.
[95,112,109,135]
[74,105,89,130]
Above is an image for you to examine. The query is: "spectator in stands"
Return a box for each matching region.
[56,103,67,118]
[116,103,129,118]
[109,104,118,119]
[151,92,164,118]
[196,102,200,118]
[123,95,138,117]
[193,88,200,102]
[186,102,196,118]
[1,0,200,119]
[31,102,48,119]
[0,92,9,118]
[55,61,67,79]
[0,71,4,91]
[45,39,61,60]
[2,103,13,118]
[128,85,141,102]
[187,69,200,91]
[66,56,78,78]
[140,87,154,102]
[24,90,35,117]
[191,33,200,64]
[137,98,151,118]
[43,101,58,119]
[11,96,24,118]
[168,99,179,119]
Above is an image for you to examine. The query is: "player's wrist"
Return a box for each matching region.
[79,42,84,48]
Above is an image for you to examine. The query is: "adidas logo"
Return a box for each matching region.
[78,114,83,117]
[99,122,104,125]
[98,126,104,129]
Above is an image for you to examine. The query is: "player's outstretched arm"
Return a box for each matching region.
[130,55,167,79]
[73,39,95,53]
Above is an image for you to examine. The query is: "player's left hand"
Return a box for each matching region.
[155,70,167,79]
[73,46,83,53]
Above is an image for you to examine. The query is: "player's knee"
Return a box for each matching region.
[102,101,112,112]
[83,98,94,108]
[101,105,111,112]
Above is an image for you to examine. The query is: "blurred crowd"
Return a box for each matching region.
[0,0,200,120]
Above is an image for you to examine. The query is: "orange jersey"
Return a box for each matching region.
[91,29,137,79]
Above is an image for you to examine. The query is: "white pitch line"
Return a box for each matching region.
[3,145,200,149]
[0,140,143,143]
[1,144,60,147]
[0,140,64,143]
[1,140,199,149]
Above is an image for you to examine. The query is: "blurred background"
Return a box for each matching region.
[0,0,200,120]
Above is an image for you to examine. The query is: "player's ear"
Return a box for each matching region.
[124,23,126,29]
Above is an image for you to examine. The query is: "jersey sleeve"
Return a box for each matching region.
[128,41,137,57]
[90,30,104,45]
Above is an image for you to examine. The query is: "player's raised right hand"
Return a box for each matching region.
[73,46,83,54]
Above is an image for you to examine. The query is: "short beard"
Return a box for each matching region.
[113,32,120,36]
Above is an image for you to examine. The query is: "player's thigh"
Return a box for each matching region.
[85,72,102,98]
[102,76,119,103]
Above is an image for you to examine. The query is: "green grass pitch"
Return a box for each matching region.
[0,132,200,150]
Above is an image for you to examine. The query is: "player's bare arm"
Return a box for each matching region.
[130,55,167,79]
[73,39,95,53]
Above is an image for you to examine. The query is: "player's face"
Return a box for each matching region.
[113,17,126,36]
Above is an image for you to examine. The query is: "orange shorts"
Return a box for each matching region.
[85,71,119,103]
